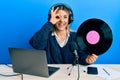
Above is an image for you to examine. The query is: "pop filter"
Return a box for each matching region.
[76,18,113,55]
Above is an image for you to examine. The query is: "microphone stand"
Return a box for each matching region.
[67,54,80,80]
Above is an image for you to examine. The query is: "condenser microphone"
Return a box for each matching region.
[69,41,78,57]
[68,42,80,80]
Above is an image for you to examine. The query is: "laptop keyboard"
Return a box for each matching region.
[48,66,60,76]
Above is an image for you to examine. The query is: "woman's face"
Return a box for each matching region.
[55,10,69,31]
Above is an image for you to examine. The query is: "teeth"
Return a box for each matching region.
[60,24,64,26]
[59,23,64,26]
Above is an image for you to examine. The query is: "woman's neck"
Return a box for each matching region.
[55,29,68,43]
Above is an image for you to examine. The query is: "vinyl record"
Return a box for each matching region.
[76,18,113,55]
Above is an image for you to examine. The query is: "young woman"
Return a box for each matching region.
[29,3,98,65]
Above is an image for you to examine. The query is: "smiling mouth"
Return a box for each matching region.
[58,22,66,26]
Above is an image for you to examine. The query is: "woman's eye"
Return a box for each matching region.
[56,16,60,19]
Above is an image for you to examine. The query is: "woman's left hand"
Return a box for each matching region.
[86,54,98,64]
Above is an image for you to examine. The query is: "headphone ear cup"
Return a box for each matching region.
[48,8,52,21]
[48,13,50,21]
[69,12,74,24]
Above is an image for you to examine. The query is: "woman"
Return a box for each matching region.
[29,3,98,65]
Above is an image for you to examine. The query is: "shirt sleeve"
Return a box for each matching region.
[78,49,89,65]
[29,21,54,50]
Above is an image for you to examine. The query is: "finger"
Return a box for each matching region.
[86,56,92,64]
[89,55,97,61]
[50,7,59,18]
[86,58,93,64]
[54,7,59,14]
[92,54,98,58]
[91,54,98,59]
[55,14,60,19]
[88,54,97,59]
[51,7,54,13]
[87,55,97,63]
[88,57,94,62]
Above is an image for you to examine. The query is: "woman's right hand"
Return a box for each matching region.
[86,54,98,64]
[49,7,60,24]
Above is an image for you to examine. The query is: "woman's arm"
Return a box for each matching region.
[29,21,54,50]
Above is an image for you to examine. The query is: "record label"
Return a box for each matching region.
[86,30,100,45]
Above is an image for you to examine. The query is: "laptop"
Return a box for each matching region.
[8,47,60,77]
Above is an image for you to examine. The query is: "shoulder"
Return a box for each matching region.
[68,29,77,40]
[69,29,76,36]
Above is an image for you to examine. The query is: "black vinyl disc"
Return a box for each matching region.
[76,18,113,55]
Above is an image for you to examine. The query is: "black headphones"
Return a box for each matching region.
[48,3,74,24]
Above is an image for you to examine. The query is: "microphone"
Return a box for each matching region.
[69,41,78,57]
[68,42,80,80]
[69,41,79,66]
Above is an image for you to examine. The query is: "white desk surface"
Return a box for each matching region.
[0,64,120,80]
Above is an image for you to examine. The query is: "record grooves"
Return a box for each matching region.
[76,18,113,55]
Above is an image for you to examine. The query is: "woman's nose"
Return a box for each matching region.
[59,17,64,21]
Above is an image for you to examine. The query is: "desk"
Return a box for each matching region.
[0,64,120,80]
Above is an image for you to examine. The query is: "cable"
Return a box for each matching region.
[0,73,23,80]
[0,64,23,80]
[0,64,20,77]
[4,64,12,68]
[0,73,20,77]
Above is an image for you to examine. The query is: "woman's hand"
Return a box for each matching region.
[86,54,98,64]
[50,7,60,24]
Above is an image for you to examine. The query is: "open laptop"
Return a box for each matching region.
[8,47,59,77]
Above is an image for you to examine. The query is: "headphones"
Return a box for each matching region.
[48,3,74,24]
